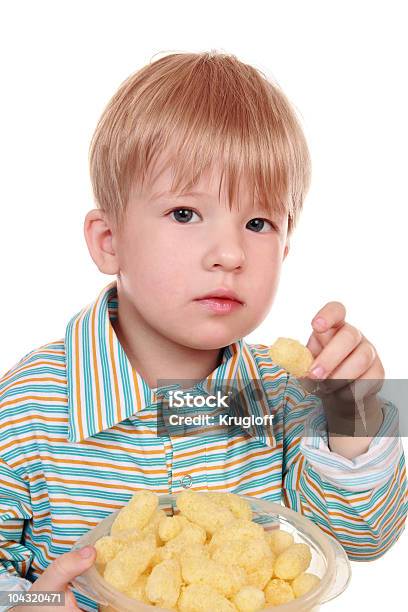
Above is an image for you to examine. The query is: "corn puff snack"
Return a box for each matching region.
[93,490,322,611]
[269,337,314,377]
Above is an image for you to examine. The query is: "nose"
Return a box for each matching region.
[202,225,246,272]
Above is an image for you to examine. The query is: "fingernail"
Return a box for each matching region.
[310,365,325,378]
[79,546,93,558]
[313,317,326,331]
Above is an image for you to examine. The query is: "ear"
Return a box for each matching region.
[83,209,120,275]
[283,238,290,260]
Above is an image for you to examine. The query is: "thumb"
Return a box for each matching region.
[36,546,96,591]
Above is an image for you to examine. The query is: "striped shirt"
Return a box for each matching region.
[0,281,406,611]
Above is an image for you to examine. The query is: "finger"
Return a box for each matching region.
[36,547,96,592]
[352,358,385,401]
[310,325,339,348]
[297,376,321,396]
[311,301,347,345]
[306,333,323,358]
[324,369,385,427]
[314,356,383,403]
[325,338,377,381]
[65,588,82,610]
[316,377,355,396]
[307,323,363,379]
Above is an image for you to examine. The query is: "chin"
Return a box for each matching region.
[178,328,243,351]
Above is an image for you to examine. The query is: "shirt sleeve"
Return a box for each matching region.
[281,378,408,561]
[0,456,34,581]
[299,398,403,491]
[0,575,32,612]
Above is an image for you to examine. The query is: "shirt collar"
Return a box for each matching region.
[65,281,275,447]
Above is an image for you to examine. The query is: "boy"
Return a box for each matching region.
[0,51,406,611]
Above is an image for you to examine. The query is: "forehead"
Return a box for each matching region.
[134,149,252,208]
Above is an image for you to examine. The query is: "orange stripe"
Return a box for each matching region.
[339,515,407,558]
[363,465,401,519]
[1,360,66,384]
[206,481,281,495]
[0,413,68,430]
[0,432,165,457]
[233,465,280,486]
[23,536,67,563]
[304,481,371,527]
[301,471,330,513]
[68,435,166,454]
[108,323,121,425]
[74,314,84,441]
[175,454,281,477]
[47,494,163,508]
[51,517,101,526]
[324,489,373,503]
[255,368,284,380]
[39,474,167,492]
[0,396,67,410]
[12,454,167,474]
[175,443,277,467]
[296,454,305,490]
[131,368,143,411]
[2,509,19,520]
[308,475,374,506]
[380,495,405,536]
[91,301,103,433]
[133,413,161,420]
[285,436,300,455]
[174,436,253,459]
[207,341,239,391]
[242,343,258,380]
[285,395,300,408]
[366,466,406,532]
[301,468,406,546]
[245,483,282,495]
[0,478,28,494]
[100,423,163,435]
[0,376,67,395]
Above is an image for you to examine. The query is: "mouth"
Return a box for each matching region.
[195,288,243,304]
[195,295,244,314]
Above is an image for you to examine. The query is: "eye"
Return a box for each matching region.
[246,218,276,233]
[169,208,201,223]
[167,209,277,231]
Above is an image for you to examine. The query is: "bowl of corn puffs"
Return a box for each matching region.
[71,490,351,612]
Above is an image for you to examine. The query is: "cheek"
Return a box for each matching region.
[120,231,194,295]
[250,248,283,285]
[248,254,282,310]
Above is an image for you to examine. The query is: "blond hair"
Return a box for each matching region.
[89,51,311,235]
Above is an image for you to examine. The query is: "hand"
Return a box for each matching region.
[303,301,385,434]
[10,546,96,612]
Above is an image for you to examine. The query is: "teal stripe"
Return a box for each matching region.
[98,291,115,429]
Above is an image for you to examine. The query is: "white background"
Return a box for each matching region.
[0,1,407,610]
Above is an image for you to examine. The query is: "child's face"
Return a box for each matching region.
[109,155,290,350]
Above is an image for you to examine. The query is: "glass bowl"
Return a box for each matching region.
[71,493,351,612]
